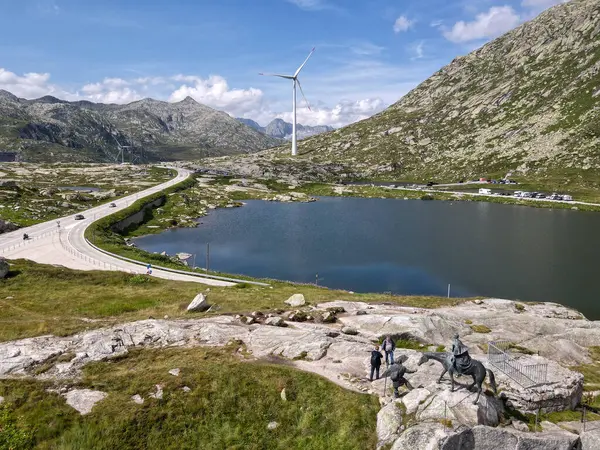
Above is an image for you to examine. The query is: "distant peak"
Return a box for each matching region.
[179,96,199,104]
[0,89,19,101]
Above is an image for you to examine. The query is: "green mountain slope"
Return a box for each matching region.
[267,0,600,182]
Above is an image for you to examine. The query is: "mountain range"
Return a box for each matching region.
[254,0,600,182]
[237,117,334,140]
[0,91,281,162]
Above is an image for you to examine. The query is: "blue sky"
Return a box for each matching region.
[0,0,567,127]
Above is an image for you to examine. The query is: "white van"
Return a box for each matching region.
[478,188,492,195]
[562,195,573,201]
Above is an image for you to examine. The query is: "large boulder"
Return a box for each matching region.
[0,257,8,279]
[581,429,600,450]
[285,294,306,307]
[377,401,403,448]
[63,389,107,415]
[187,293,210,312]
[392,423,452,450]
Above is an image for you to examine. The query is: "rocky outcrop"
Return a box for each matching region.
[0,257,9,279]
[63,389,107,415]
[0,298,595,447]
[285,294,306,307]
[187,292,210,312]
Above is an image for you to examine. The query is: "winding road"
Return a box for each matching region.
[0,167,236,287]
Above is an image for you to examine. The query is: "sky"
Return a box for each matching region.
[0,0,568,128]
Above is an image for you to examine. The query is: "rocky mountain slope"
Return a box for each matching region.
[237,117,334,140]
[257,0,600,181]
[0,92,281,162]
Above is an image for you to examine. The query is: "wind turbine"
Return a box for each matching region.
[260,47,315,156]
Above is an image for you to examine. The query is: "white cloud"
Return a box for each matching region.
[349,42,385,56]
[81,78,142,104]
[0,65,399,128]
[169,75,264,117]
[0,68,64,99]
[411,41,425,60]
[394,15,414,33]
[286,0,329,11]
[443,6,521,43]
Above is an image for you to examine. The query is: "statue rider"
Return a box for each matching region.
[450,333,472,376]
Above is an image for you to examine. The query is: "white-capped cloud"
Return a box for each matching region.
[0,65,399,128]
[169,75,264,117]
[394,15,414,33]
[443,6,520,43]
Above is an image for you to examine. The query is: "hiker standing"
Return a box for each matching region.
[381,335,396,365]
[370,346,383,381]
[382,360,415,398]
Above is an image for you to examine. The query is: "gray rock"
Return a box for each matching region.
[187,293,210,312]
[149,384,163,400]
[285,294,306,307]
[356,310,368,315]
[182,386,192,393]
[0,395,4,404]
[581,429,600,450]
[280,388,287,401]
[267,421,278,430]
[377,401,403,447]
[265,316,286,327]
[168,368,180,376]
[0,257,9,279]
[512,420,530,432]
[131,394,144,404]
[63,389,107,415]
[392,423,451,450]
[342,326,358,335]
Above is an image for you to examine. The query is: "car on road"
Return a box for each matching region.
[562,195,573,201]
[548,193,560,200]
[74,214,85,220]
[109,202,116,207]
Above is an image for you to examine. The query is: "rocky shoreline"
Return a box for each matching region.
[2,297,600,448]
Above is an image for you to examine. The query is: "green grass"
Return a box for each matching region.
[470,324,492,334]
[572,347,600,392]
[0,259,465,343]
[0,346,380,449]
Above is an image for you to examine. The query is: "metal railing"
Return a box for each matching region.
[0,229,57,255]
[488,340,547,388]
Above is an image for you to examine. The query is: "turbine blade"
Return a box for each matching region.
[259,72,294,79]
[294,47,316,77]
[297,79,311,111]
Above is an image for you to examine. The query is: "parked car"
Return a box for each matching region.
[521,192,532,198]
[74,214,85,220]
[109,202,116,208]
[548,193,559,200]
[479,188,492,195]
[537,194,546,199]
[562,195,573,201]
[513,191,522,197]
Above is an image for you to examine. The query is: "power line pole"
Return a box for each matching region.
[206,243,210,272]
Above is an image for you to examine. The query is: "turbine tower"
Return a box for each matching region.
[260,47,315,156]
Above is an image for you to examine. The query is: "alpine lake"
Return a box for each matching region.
[134,197,600,319]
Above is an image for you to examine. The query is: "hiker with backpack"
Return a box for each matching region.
[369,345,383,381]
[381,360,416,398]
[381,335,396,366]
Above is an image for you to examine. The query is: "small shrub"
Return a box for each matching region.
[515,303,526,312]
[470,324,492,333]
[128,274,150,284]
[0,404,34,450]
[435,345,446,353]
[464,319,473,325]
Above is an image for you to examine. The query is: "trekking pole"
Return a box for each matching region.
[383,375,387,398]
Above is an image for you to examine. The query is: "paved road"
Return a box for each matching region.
[0,168,235,287]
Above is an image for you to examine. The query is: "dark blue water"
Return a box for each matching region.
[134,198,600,319]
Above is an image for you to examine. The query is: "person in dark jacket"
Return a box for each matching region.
[382,361,415,398]
[381,335,396,366]
[370,346,383,381]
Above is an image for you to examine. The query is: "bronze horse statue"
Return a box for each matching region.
[418,352,497,404]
